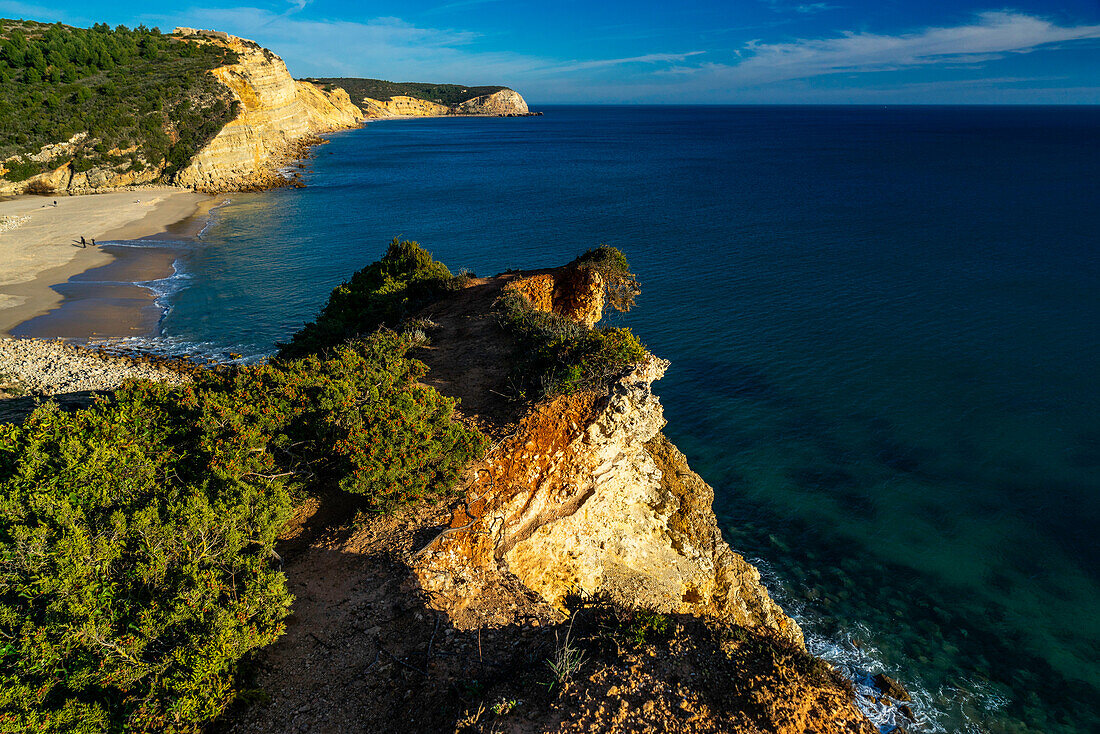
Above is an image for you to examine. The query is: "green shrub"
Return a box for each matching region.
[496,275,647,400]
[278,238,454,358]
[218,332,486,509]
[1,156,45,181]
[0,331,485,732]
[0,384,294,733]
[571,245,640,313]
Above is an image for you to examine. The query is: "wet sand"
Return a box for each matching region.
[11,246,181,338]
[0,188,211,334]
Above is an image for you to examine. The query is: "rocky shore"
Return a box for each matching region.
[0,337,189,422]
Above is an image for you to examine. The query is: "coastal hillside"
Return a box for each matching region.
[0,20,240,194]
[0,243,890,733]
[0,20,533,195]
[309,76,531,117]
[0,23,360,195]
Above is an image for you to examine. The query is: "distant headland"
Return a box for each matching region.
[0,20,535,197]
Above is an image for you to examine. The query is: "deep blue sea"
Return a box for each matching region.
[130,106,1100,732]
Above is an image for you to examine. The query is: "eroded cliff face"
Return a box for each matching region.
[360,95,451,117]
[176,36,363,192]
[456,88,530,115]
[503,266,605,327]
[415,351,803,647]
[361,88,531,118]
[0,148,165,196]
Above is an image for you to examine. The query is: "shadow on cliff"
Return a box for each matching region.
[214,523,880,734]
[213,514,563,734]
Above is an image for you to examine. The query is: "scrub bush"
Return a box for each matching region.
[0,331,485,732]
[278,238,454,358]
[0,385,293,733]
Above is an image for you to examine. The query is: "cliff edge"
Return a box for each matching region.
[216,258,873,733]
[173,30,363,192]
[410,270,801,645]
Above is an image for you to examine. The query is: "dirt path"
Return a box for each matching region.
[413,275,521,436]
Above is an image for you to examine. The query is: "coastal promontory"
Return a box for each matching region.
[308,77,533,118]
[0,22,532,196]
[0,243,882,733]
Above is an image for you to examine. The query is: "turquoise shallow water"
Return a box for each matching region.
[119,106,1099,732]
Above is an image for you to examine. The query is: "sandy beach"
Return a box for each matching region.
[0,188,210,334]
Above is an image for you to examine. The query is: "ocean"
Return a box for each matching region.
[53,106,1100,732]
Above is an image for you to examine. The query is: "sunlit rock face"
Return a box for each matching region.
[416,355,804,647]
[176,36,363,193]
[360,88,531,118]
[504,266,606,327]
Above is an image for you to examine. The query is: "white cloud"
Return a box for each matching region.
[142,6,701,90]
[762,0,837,14]
[420,0,507,16]
[694,11,1100,86]
[138,7,1100,103]
[143,7,541,83]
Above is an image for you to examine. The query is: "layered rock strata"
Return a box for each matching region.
[175,35,363,192]
[361,88,531,118]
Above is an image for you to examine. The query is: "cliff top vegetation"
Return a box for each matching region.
[0,241,657,733]
[0,19,239,184]
[305,77,508,109]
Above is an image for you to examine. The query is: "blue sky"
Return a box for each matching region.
[3,0,1099,103]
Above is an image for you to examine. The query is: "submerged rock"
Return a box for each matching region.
[874,672,912,701]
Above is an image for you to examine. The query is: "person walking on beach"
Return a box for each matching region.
[79,236,86,247]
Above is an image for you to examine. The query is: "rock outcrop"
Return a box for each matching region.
[175,34,363,192]
[0,159,165,197]
[414,269,803,647]
[455,88,530,116]
[361,88,531,118]
[416,357,802,646]
[504,266,605,327]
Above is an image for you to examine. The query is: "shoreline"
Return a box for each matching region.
[365,111,542,122]
[0,113,533,339]
[0,188,214,336]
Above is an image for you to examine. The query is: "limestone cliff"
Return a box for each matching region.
[359,95,452,118]
[415,357,803,647]
[175,32,363,192]
[455,88,530,115]
[360,88,531,118]
[412,270,803,648]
